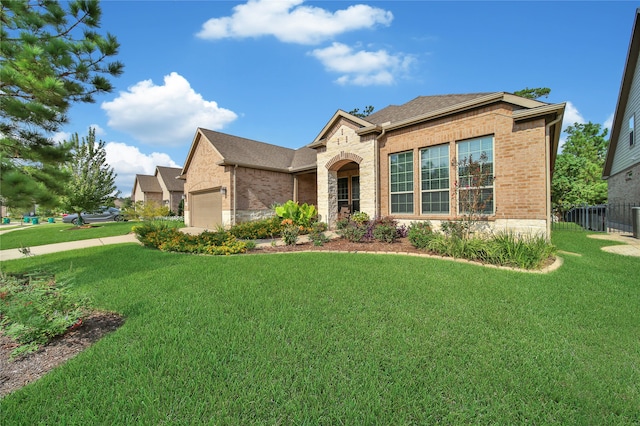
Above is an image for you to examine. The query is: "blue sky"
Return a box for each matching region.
[55,0,637,196]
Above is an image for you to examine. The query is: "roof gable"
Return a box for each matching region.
[309,110,373,147]
[134,174,162,193]
[182,128,316,174]
[155,166,185,192]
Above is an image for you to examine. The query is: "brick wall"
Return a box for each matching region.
[608,162,640,203]
[296,172,317,206]
[379,103,548,223]
[235,167,294,210]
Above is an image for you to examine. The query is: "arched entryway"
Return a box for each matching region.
[325,152,363,225]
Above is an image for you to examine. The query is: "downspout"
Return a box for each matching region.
[545,114,563,239]
[233,164,238,226]
[375,127,386,218]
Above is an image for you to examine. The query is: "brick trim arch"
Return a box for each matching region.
[325,151,363,171]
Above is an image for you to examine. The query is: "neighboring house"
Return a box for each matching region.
[132,166,185,213]
[180,129,316,229]
[603,8,640,205]
[182,92,564,237]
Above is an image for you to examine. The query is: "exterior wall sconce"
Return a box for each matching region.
[221,187,227,196]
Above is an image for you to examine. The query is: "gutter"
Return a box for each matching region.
[544,112,565,239]
[233,164,237,226]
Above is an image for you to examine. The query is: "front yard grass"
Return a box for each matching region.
[1,230,638,424]
[0,221,181,250]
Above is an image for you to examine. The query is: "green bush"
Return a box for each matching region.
[0,272,90,359]
[407,221,434,249]
[308,222,330,246]
[350,211,370,225]
[340,222,368,242]
[229,216,281,240]
[280,219,300,246]
[486,232,557,269]
[133,223,250,255]
[274,200,318,228]
[373,224,397,243]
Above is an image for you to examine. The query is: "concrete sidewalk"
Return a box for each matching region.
[0,234,139,261]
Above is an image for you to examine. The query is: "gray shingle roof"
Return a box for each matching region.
[199,128,316,172]
[365,93,495,126]
[155,166,184,192]
[135,174,162,192]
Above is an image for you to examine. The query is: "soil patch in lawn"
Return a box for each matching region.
[0,311,124,398]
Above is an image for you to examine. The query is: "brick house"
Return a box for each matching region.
[603,8,640,204]
[181,129,316,229]
[132,166,185,214]
[182,92,564,237]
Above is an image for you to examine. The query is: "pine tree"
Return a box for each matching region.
[0,0,123,211]
[61,128,117,225]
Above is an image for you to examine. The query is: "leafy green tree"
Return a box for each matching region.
[514,87,551,100]
[61,128,117,225]
[0,0,123,211]
[552,122,608,208]
[348,105,375,118]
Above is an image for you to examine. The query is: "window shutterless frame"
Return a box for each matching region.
[456,136,495,215]
[389,151,414,214]
[420,144,450,214]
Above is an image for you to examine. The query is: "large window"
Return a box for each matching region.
[457,136,494,215]
[390,151,414,214]
[421,144,449,214]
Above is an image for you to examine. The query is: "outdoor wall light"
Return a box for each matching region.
[221,187,227,196]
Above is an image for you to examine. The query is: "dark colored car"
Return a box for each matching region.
[62,207,125,225]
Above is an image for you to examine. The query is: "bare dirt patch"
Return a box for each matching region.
[0,311,124,398]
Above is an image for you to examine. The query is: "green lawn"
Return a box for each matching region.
[1,231,638,424]
[0,221,178,250]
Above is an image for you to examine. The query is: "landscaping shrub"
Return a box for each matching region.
[228,216,281,240]
[133,223,250,255]
[407,221,434,249]
[350,211,370,225]
[274,200,318,228]
[280,219,300,246]
[0,272,90,359]
[308,222,330,246]
[373,224,398,243]
[229,216,282,240]
[340,222,368,242]
[486,232,557,269]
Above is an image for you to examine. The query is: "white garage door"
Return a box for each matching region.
[190,190,222,229]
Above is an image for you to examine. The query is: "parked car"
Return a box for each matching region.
[62,207,125,225]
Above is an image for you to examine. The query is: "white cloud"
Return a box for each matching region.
[104,142,180,196]
[51,131,71,144]
[562,101,586,129]
[196,0,393,45]
[89,124,106,137]
[101,72,237,147]
[309,42,414,86]
[603,112,614,132]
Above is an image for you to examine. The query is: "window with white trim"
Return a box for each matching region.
[456,136,494,215]
[390,151,414,214]
[421,144,449,214]
[630,114,635,147]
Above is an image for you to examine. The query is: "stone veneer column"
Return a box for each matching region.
[316,122,376,227]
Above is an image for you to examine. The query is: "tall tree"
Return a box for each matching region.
[61,128,117,225]
[514,87,551,100]
[552,122,609,208]
[0,0,123,210]
[348,105,375,118]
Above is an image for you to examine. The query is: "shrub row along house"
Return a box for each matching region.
[179,92,565,238]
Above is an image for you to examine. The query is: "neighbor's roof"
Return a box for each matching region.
[603,8,640,178]
[155,166,185,192]
[135,174,162,193]
[183,128,316,174]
